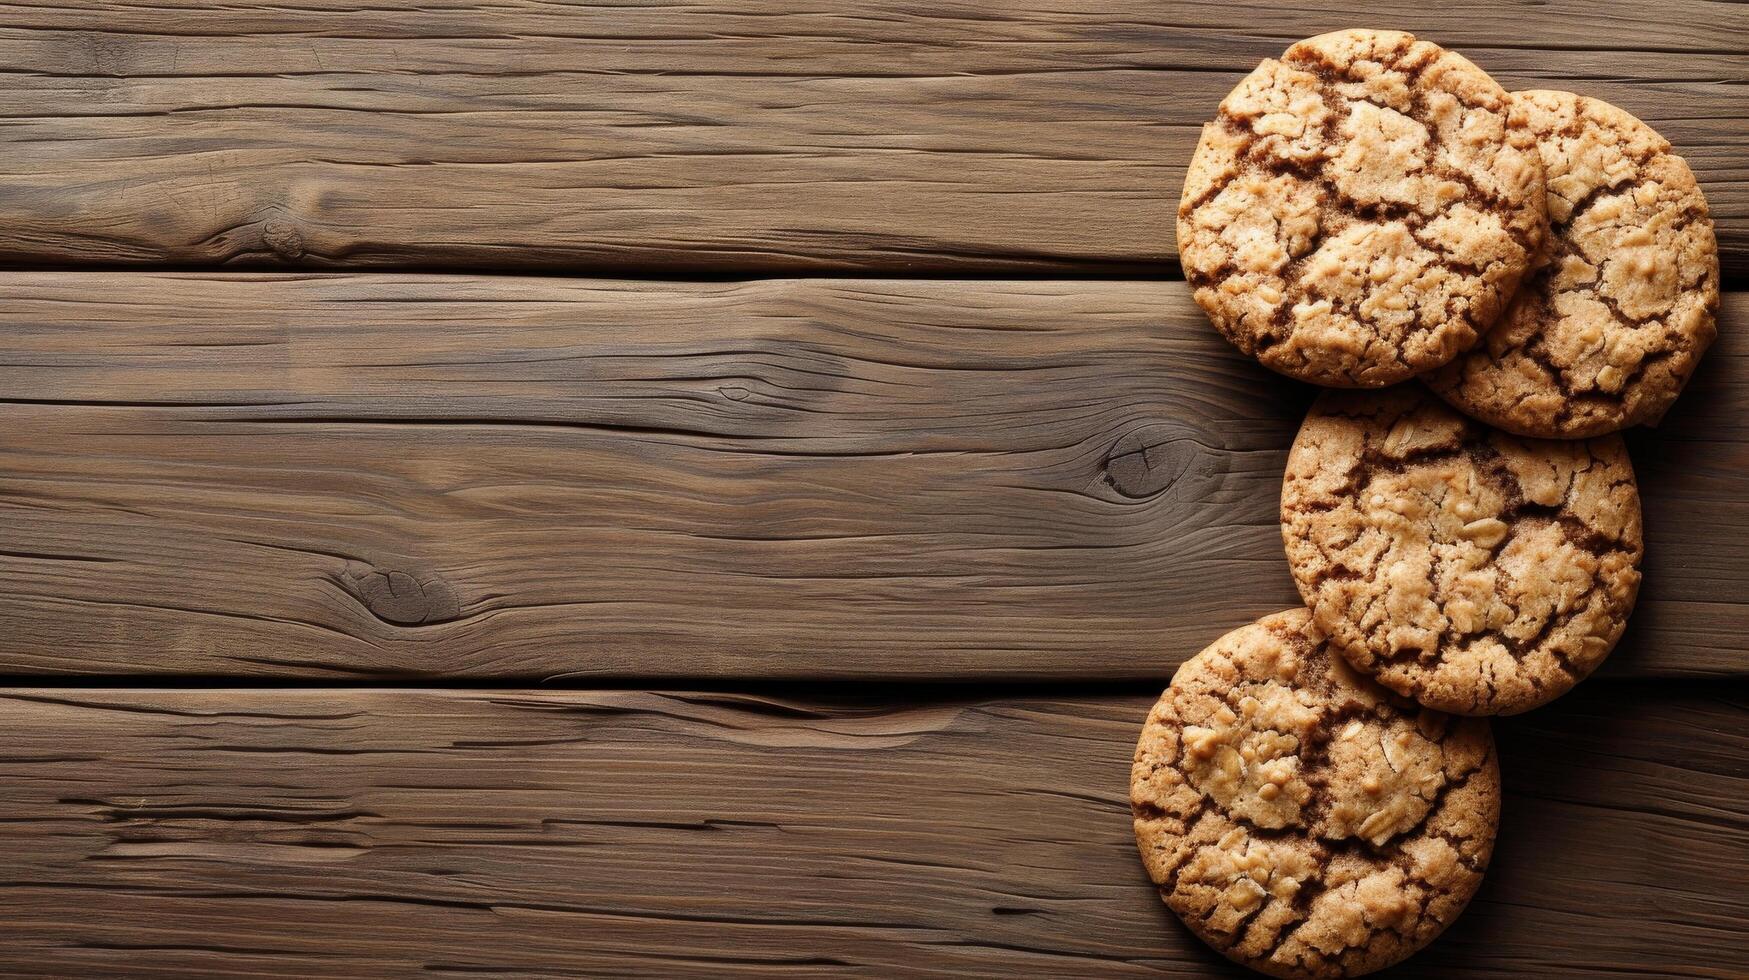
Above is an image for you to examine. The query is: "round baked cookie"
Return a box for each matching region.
[1178,29,1547,388]
[1426,90,1720,437]
[1132,609,1499,979]
[1281,386,1642,715]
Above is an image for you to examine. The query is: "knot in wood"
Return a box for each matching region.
[1104,424,1202,499]
[261,216,306,260]
[343,567,460,627]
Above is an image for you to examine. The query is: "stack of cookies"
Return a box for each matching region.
[1133,28,1718,979]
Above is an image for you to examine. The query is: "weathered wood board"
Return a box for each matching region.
[1,275,1742,679]
[0,684,1740,978]
[0,2,1744,274]
[3,5,1745,977]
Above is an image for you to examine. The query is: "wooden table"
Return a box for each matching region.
[1,3,1744,976]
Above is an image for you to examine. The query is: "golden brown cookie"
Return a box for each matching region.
[1426,90,1720,437]
[1281,386,1642,715]
[1178,29,1547,388]
[1132,609,1499,978]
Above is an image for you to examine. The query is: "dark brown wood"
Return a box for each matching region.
[0,274,1743,680]
[0,2,1745,275]
[0,684,1740,978]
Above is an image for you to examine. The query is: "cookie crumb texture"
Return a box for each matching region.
[1426,90,1719,437]
[1178,29,1546,387]
[1132,609,1499,978]
[1282,387,1642,715]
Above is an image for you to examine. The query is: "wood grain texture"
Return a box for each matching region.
[0,684,1740,978]
[0,1,1745,274]
[1,273,1743,679]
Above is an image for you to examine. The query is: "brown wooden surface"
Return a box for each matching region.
[4,4,1747,977]
[0,1,1745,275]
[0,274,1742,680]
[0,683,1741,978]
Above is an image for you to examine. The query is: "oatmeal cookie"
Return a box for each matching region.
[1132,609,1500,977]
[1280,386,1642,715]
[1178,29,1547,387]
[1426,89,1719,437]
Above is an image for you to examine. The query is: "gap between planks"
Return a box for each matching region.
[1,262,1745,289]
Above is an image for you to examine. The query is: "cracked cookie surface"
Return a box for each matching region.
[1281,386,1642,715]
[1178,29,1546,388]
[1426,89,1720,437]
[1132,609,1499,979]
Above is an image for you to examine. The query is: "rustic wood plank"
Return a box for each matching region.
[0,2,1744,274]
[0,274,1743,679]
[0,684,1740,977]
